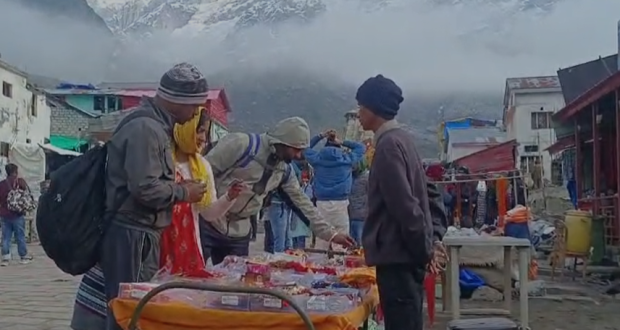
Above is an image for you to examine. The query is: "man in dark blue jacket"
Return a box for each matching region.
[304,130,365,249]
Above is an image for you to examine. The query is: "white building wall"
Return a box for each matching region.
[0,66,51,145]
[508,91,565,181]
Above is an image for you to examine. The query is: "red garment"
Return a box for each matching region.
[160,171,206,277]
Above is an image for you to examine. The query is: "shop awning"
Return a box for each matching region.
[49,135,88,151]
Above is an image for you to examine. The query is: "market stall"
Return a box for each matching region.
[111,250,379,330]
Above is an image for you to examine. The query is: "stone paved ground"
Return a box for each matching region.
[0,238,268,330]
[0,244,78,330]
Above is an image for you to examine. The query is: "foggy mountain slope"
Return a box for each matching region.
[209,68,501,157]
[8,0,111,33]
[89,0,563,37]
[0,0,115,81]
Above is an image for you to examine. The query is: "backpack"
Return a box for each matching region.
[36,110,157,276]
[36,145,109,275]
[211,133,261,179]
[6,179,36,214]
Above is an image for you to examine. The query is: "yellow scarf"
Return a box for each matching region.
[172,113,213,207]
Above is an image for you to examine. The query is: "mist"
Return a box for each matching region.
[1,0,619,93]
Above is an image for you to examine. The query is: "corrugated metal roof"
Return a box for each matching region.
[454,140,517,173]
[98,82,159,90]
[44,88,117,95]
[447,127,507,145]
[115,90,156,97]
[557,54,618,104]
[506,76,560,90]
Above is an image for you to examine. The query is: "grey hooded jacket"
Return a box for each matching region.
[206,117,336,240]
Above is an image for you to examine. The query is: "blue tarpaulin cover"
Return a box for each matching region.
[56,83,97,90]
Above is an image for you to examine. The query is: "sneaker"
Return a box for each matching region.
[19,255,33,264]
[1,260,8,266]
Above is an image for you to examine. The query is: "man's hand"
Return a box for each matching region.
[331,138,343,146]
[321,129,336,138]
[331,233,356,248]
[226,180,246,200]
[427,241,448,275]
[181,180,208,203]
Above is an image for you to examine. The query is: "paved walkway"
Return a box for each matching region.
[0,237,268,330]
[0,244,78,330]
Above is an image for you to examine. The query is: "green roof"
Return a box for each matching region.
[49,135,87,151]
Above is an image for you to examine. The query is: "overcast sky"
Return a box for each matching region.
[1,0,619,92]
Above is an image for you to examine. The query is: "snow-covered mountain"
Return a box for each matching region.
[87,0,560,37]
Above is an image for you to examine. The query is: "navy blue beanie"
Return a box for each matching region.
[355,74,404,120]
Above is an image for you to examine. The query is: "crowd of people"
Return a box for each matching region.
[261,128,369,252]
[9,62,448,330]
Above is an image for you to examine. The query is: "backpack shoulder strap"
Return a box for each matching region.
[279,164,292,187]
[238,133,261,168]
[213,133,261,179]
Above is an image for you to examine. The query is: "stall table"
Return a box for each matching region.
[443,236,531,328]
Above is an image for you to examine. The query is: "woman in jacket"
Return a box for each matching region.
[160,110,243,275]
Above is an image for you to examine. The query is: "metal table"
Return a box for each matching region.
[443,236,531,329]
[128,282,316,330]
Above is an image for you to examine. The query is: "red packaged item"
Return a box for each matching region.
[244,262,271,286]
[344,255,366,268]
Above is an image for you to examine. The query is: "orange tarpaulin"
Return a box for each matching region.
[111,287,379,330]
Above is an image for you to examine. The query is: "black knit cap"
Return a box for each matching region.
[157,63,209,105]
[355,74,404,120]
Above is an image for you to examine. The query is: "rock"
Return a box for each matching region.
[471,285,504,302]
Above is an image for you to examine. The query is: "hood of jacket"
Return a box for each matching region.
[266,117,310,149]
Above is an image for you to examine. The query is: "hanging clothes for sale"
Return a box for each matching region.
[496,176,508,228]
[475,180,487,226]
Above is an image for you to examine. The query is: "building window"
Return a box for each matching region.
[0,142,9,157]
[107,96,117,111]
[524,145,538,153]
[531,111,553,130]
[93,96,105,112]
[106,96,122,112]
[30,94,37,117]
[2,82,12,98]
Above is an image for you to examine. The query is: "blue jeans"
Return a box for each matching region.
[349,219,364,246]
[268,203,292,253]
[1,216,28,259]
[292,237,306,249]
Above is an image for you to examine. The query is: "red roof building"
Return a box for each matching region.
[453,139,518,174]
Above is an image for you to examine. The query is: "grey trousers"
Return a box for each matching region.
[100,221,160,330]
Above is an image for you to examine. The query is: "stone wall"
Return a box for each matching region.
[50,106,91,138]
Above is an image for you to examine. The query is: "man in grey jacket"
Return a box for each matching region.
[356,75,447,330]
[202,117,355,264]
[348,161,369,245]
[100,63,209,330]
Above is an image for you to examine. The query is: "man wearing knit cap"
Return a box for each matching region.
[356,75,447,330]
[202,117,355,264]
[98,63,210,330]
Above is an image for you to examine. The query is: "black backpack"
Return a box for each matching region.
[36,144,109,275]
[37,108,158,275]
